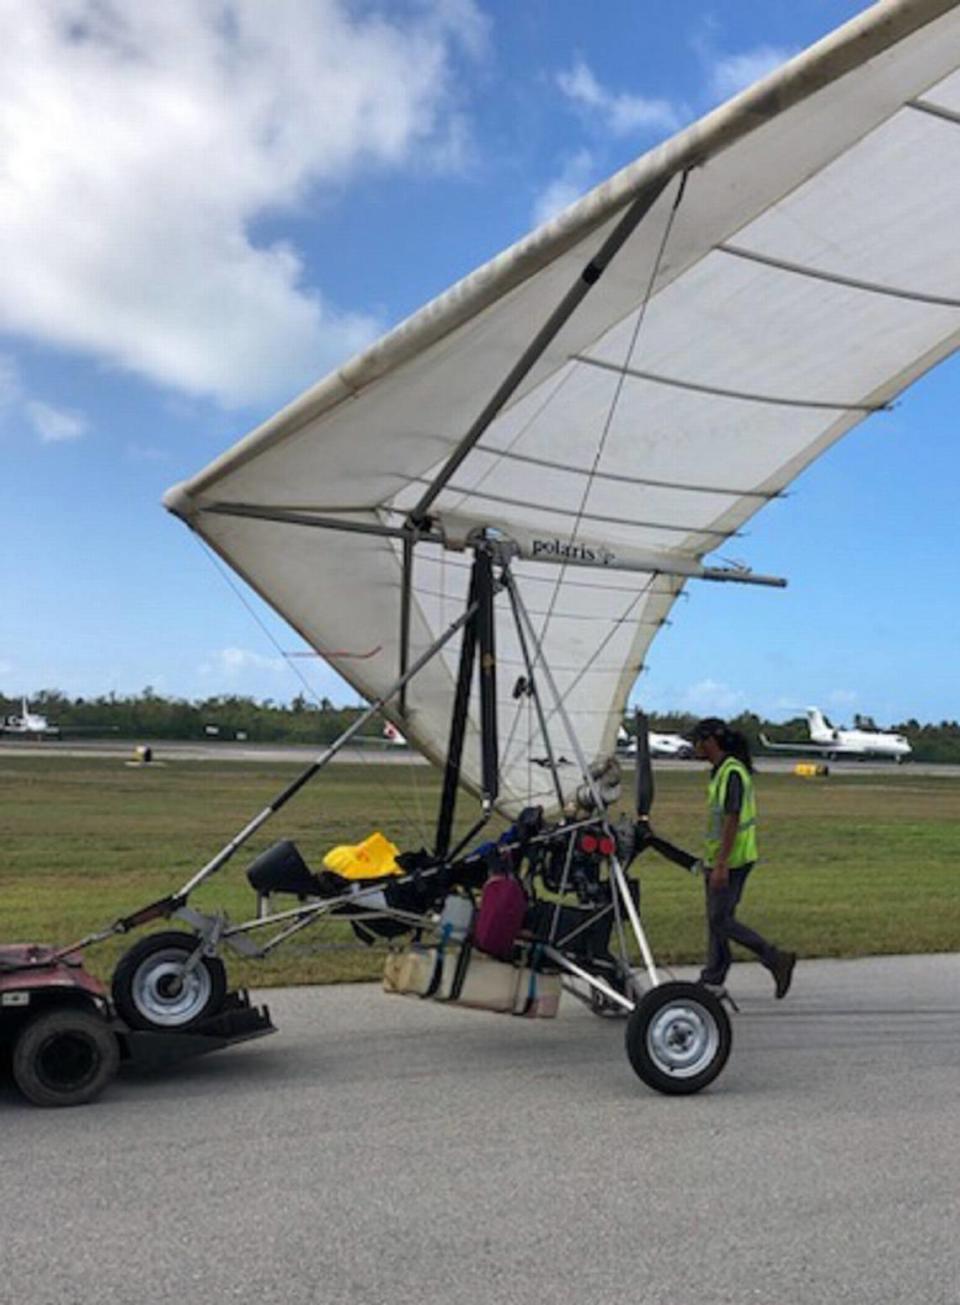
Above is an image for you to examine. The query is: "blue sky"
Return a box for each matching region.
[2,0,956,727]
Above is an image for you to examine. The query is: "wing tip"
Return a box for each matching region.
[163,481,195,522]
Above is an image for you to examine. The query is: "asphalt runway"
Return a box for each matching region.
[2,735,958,777]
[2,954,958,1305]
[0,737,424,765]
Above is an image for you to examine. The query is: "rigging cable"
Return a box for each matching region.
[193,535,430,848]
[533,167,690,654]
[482,172,691,802]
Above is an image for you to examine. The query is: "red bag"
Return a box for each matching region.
[473,875,527,960]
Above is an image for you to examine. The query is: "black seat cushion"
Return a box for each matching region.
[246,840,323,898]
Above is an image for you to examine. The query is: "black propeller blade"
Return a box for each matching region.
[634,709,655,819]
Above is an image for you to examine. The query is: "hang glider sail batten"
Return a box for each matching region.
[167,0,960,812]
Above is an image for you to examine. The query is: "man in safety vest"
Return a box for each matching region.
[688,717,796,999]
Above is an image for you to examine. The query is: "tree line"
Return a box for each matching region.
[4,690,959,762]
[2,688,366,746]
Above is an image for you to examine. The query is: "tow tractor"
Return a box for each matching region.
[0,943,274,1107]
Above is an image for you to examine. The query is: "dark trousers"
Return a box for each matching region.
[701,863,778,985]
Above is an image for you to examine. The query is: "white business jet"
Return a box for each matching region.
[1,699,61,739]
[617,725,693,760]
[760,707,911,763]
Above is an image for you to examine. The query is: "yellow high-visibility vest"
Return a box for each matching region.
[705,757,757,867]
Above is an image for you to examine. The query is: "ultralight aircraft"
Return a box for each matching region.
[50,0,960,1096]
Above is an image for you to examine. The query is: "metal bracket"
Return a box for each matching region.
[171,906,226,969]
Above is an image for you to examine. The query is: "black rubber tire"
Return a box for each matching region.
[625,980,732,1095]
[13,1007,119,1107]
[111,931,227,1032]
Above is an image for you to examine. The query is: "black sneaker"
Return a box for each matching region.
[772,950,796,1000]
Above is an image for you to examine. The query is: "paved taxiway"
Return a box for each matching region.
[2,953,958,1304]
[2,735,957,777]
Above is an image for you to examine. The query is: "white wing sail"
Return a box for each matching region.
[167,0,960,813]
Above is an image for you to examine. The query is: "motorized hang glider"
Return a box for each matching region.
[43,1,958,1102]
[165,0,960,814]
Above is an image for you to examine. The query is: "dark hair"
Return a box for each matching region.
[723,727,754,773]
[690,717,754,773]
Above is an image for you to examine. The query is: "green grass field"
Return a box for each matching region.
[2,753,957,988]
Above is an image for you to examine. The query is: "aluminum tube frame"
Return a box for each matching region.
[172,597,482,901]
[220,876,444,940]
[503,570,566,811]
[199,501,787,588]
[507,572,660,987]
[540,945,636,1013]
[179,811,615,964]
[407,172,675,526]
[546,902,615,953]
[434,561,482,858]
[398,529,415,717]
[503,566,582,945]
[221,903,440,959]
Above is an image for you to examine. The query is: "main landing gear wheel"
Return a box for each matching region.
[111,931,227,1032]
[625,981,732,1096]
[13,1007,120,1107]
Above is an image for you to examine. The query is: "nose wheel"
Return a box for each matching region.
[625,981,732,1095]
[111,931,227,1031]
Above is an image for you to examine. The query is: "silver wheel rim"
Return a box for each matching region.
[646,999,720,1079]
[131,947,212,1027]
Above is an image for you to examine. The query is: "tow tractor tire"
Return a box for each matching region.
[625,981,732,1096]
[112,931,227,1032]
[13,1007,120,1107]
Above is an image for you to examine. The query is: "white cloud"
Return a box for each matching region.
[682,678,746,716]
[709,46,793,102]
[0,357,90,444]
[0,354,21,407]
[828,688,859,708]
[426,0,489,62]
[556,59,681,136]
[125,442,168,462]
[0,1,487,407]
[772,697,805,712]
[25,399,89,443]
[201,647,287,679]
[531,149,596,226]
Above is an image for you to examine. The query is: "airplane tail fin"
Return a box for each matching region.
[805,707,833,742]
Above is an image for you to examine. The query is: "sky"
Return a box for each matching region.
[2,0,957,729]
